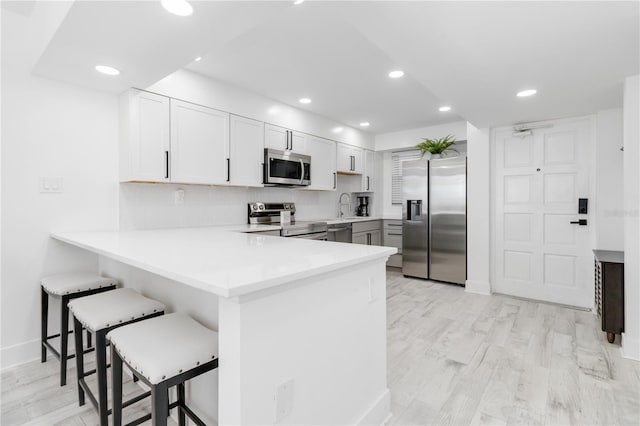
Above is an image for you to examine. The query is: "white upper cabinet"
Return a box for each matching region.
[337,143,364,174]
[120,89,170,182]
[362,150,376,191]
[229,114,264,187]
[307,135,337,190]
[265,123,308,154]
[170,99,229,185]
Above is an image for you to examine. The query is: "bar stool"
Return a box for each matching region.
[69,288,166,426]
[41,272,118,386]
[109,313,218,426]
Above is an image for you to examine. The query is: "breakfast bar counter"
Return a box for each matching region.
[51,227,396,425]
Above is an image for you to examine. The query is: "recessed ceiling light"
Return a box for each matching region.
[333,127,344,134]
[194,56,202,62]
[388,70,404,78]
[360,122,370,127]
[517,89,537,97]
[439,106,451,112]
[293,0,305,4]
[161,0,193,16]
[95,65,120,76]
[299,98,311,104]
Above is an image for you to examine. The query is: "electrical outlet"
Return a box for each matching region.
[39,177,63,193]
[174,189,185,205]
[275,379,294,423]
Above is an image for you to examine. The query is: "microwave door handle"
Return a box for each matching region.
[299,159,305,184]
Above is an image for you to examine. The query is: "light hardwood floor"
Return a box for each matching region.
[2,269,639,425]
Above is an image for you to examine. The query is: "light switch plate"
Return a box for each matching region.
[39,177,63,193]
[275,379,294,423]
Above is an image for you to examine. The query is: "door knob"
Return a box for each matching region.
[570,219,587,226]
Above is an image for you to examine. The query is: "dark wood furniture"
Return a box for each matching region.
[593,250,624,343]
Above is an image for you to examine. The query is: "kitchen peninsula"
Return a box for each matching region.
[51,226,396,425]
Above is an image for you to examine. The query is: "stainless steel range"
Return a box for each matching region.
[248,202,328,240]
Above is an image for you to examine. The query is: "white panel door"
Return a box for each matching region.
[494,119,593,307]
[229,114,264,187]
[307,135,337,190]
[129,90,170,182]
[170,100,229,185]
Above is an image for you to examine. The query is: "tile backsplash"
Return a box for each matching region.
[119,182,351,230]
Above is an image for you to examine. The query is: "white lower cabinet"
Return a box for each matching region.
[307,135,337,190]
[170,100,229,185]
[384,220,403,267]
[229,115,264,186]
[352,220,382,246]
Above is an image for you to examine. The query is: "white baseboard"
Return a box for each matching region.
[621,334,640,361]
[355,389,391,426]
[465,280,491,296]
[1,338,40,371]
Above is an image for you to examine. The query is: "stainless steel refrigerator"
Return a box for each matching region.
[402,155,466,285]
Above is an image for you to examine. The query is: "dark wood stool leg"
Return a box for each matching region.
[111,345,123,426]
[151,382,169,426]
[177,383,186,426]
[73,317,85,406]
[41,287,48,363]
[60,295,70,386]
[96,330,109,426]
[87,330,92,348]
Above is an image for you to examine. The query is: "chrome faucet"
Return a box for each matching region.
[339,193,351,219]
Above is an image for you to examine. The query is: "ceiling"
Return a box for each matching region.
[6,1,639,132]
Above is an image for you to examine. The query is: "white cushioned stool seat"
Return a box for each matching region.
[68,288,165,332]
[41,272,118,296]
[108,313,218,384]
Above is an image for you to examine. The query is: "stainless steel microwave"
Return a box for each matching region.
[264,149,311,186]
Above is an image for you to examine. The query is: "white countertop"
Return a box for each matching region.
[51,227,396,298]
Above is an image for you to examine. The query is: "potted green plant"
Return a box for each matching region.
[416,134,459,159]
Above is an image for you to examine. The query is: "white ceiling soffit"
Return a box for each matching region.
[28,1,640,131]
[337,1,640,128]
[31,1,290,93]
[186,2,463,133]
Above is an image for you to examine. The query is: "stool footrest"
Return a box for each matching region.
[124,412,151,426]
[122,390,151,409]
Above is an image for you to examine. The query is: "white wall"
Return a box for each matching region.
[465,123,491,295]
[376,122,468,218]
[595,109,625,250]
[147,69,375,150]
[622,75,640,361]
[1,9,120,368]
[374,121,467,152]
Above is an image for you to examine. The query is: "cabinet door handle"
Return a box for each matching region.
[290,131,293,151]
[226,158,230,182]
[164,150,169,179]
[367,176,370,191]
[387,232,403,236]
[333,172,337,189]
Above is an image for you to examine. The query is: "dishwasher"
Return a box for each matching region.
[327,223,352,243]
